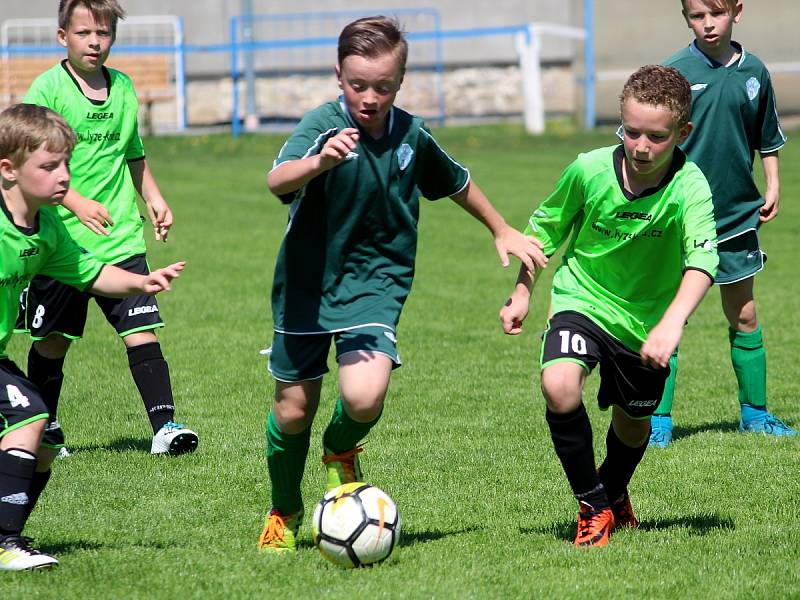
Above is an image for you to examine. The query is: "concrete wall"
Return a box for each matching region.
[3,1,798,125]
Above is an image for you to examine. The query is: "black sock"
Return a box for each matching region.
[545,404,606,507]
[25,469,52,519]
[27,347,65,417]
[127,342,175,434]
[0,449,37,536]
[598,424,649,503]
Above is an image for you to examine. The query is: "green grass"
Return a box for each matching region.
[3,124,799,598]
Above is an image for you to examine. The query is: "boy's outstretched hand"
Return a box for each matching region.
[494,225,548,272]
[143,261,186,295]
[319,128,359,170]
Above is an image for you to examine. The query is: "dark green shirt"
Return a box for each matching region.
[270,100,469,333]
[665,42,787,239]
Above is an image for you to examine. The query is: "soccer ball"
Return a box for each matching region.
[312,482,401,568]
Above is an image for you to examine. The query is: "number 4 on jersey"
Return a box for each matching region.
[6,385,30,408]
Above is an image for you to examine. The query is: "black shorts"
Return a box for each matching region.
[17,254,164,340]
[0,359,48,438]
[541,311,670,419]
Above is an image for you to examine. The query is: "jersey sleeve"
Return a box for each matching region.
[680,176,719,280]
[413,125,470,200]
[123,79,145,160]
[39,219,104,291]
[757,71,787,153]
[23,72,56,109]
[524,157,585,256]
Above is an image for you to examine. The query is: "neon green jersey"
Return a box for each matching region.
[665,42,787,239]
[24,61,146,263]
[271,100,470,333]
[0,197,103,358]
[526,145,718,352]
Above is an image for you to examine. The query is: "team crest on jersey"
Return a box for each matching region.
[745,77,760,101]
[397,144,413,171]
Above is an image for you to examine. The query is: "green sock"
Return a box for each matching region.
[729,326,767,408]
[266,411,310,515]
[653,351,679,416]
[322,397,381,453]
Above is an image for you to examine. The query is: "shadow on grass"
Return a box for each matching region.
[522,513,734,542]
[68,436,152,454]
[672,420,739,441]
[38,539,104,554]
[398,526,480,547]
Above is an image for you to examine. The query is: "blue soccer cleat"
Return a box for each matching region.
[648,414,673,448]
[739,404,797,437]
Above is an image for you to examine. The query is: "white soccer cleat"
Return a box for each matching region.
[0,535,59,571]
[150,421,199,455]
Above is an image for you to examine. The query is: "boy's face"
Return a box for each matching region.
[0,146,71,206]
[336,52,403,137]
[621,98,691,180]
[58,6,114,74]
[683,0,742,56]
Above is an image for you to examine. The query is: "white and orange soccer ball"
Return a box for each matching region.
[311,482,401,568]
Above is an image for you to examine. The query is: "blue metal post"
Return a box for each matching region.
[230,16,241,137]
[583,0,596,129]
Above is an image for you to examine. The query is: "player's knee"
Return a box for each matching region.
[540,370,582,413]
[342,395,384,422]
[34,335,71,358]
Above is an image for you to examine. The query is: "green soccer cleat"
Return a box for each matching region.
[322,445,364,491]
[257,508,303,553]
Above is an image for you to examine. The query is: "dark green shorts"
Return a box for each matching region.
[267,326,401,382]
[716,229,765,285]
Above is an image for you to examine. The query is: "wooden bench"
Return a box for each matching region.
[0,55,174,134]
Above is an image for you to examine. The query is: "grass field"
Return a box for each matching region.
[2,124,799,599]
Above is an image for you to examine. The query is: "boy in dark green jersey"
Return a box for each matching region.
[258,16,547,553]
[649,0,794,447]
[0,103,184,570]
[17,0,198,461]
[501,66,719,547]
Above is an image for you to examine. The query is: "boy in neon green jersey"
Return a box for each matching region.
[501,66,718,547]
[649,0,794,447]
[258,16,547,553]
[17,0,198,462]
[0,103,184,570]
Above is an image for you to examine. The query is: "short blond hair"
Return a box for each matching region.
[59,0,126,36]
[620,65,692,127]
[0,104,76,167]
[681,0,739,13]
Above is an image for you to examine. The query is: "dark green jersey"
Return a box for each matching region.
[24,61,147,263]
[526,146,718,352]
[665,42,787,239]
[0,197,103,358]
[271,100,469,333]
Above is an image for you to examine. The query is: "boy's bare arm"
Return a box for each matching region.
[759,151,780,223]
[129,159,172,242]
[268,128,359,196]
[499,263,540,335]
[89,261,185,298]
[450,180,547,272]
[640,269,713,368]
[61,188,113,236]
